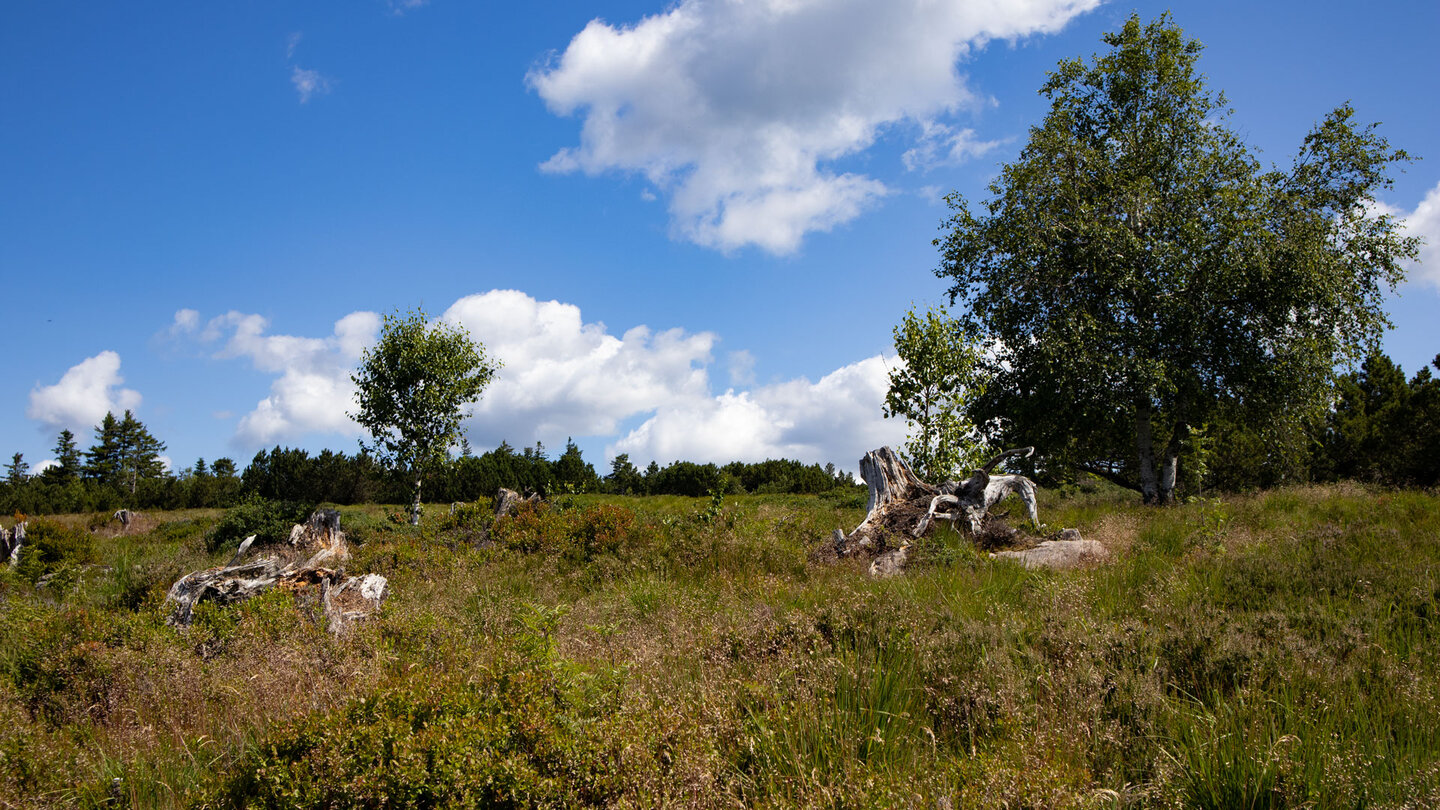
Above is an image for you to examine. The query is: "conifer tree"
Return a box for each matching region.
[5,453,27,484]
[43,430,81,484]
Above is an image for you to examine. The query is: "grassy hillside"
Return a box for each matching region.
[1,484,1438,807]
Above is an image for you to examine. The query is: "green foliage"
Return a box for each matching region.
[42,430,82,485]
[1312,351,1440,486]
[604,453,645,495]
[884,305,991,481]
[491,500,640,563]
[645,460,731,497]
[201,651,624,808]
[206,495,316,552]
[83,410,167,497]
[552,438,601,493]
[437,440,554,501]
[4,489,1440,807]
[12,519,96,583]
[242,446,389,505]
[351,308,499,524]
[738,633,927,802]
[936,13,1419,504]
[4,453,27,485]
[722,458,856,495]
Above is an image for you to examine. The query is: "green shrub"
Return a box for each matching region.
[200,655,625,808]
[491,501,640,562]
[147,516,215,548]
[13,519,95,583]
[206,496,315,552]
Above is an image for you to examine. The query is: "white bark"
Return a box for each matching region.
[166,510,384,634]
[834,446,1042,567]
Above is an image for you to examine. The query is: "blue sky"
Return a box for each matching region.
[4,0,1438,477]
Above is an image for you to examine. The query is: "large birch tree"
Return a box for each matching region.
[935,13,1418,503]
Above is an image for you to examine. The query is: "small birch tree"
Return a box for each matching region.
[350,308,499,525]
[883,306,991,481]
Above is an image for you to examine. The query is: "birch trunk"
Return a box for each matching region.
[1157,421,1188,505]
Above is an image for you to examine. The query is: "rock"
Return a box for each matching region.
[991,529,1106,570]
[869,546,910,578]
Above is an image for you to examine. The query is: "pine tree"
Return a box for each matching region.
[43,430,82,484]
[116,410,167,496]
[85,412,124,484]
[5,453,28,484]
[84,411,167,495]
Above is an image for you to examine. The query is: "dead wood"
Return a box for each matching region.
[2,522,25,566]
[492,487,542,522]
[829,446,1052,576]
[165,509,386,634]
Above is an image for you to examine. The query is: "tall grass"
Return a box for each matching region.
[0,486,1438,806]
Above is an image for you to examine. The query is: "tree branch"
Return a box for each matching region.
[1077,464,1141,492]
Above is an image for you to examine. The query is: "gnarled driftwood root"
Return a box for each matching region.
[831,446,1051,577]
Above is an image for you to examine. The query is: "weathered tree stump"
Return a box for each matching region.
[2,522,24,567]
[492,488,541,521]
[830,447,1047,576]
[165,510,386,634]
[323,573,390,635]
[287,508,347,560]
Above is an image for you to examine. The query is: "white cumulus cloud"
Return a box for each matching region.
[530,0,1097,253]
[198,310,381,447]
[607,354,904,470]
[1400,180,1440,290]
[27,351,143,434]
[443,290,716,446]
[190,290,904,469]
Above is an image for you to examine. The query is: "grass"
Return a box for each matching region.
[0,485,1438,807]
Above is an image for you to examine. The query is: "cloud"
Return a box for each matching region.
[902,123,1007,171]
[608,354,905,470]
[193,290,903,469]
[442,290,716,445]
[286,32,302,60]
[387,0,429,14]
[168,308,200,337]
[291,66,333,103]
[27,351,143,434]
[197,310,381,447]
[1399,180,1440,290]
[727,350,756,386]
[530,0,1097,253]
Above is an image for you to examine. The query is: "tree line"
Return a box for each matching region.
[1,416,858,516]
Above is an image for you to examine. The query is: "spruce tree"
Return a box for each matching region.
[43,430,82,484]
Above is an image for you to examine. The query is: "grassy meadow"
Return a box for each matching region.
[1,483,1439,808]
